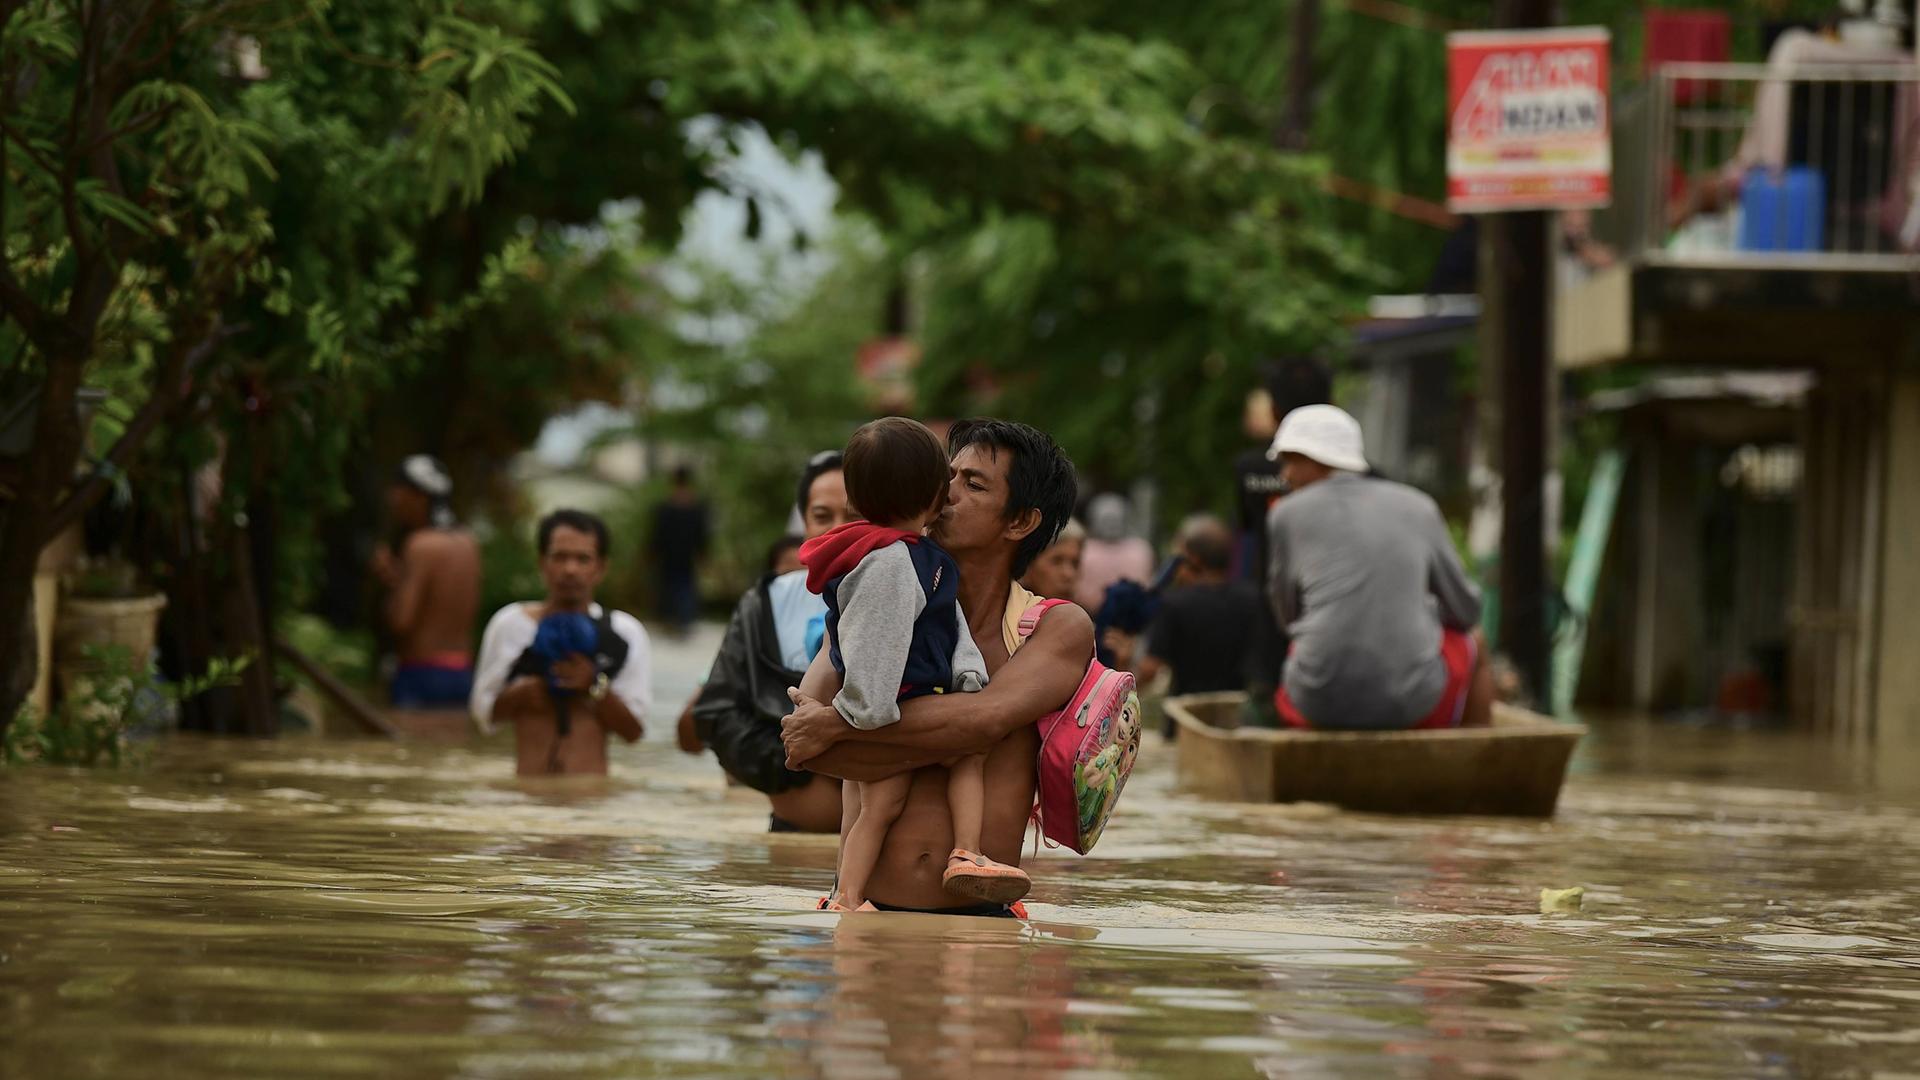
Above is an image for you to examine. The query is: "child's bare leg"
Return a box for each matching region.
[831,781,861,902]
[946,753,989,854]
[836,774,911,909]
[942,754,1030,904]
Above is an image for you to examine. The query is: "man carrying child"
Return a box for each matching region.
[799,418,1027,911]
[782,418,1093,916]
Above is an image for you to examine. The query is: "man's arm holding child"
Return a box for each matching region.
[784,603,1093,778]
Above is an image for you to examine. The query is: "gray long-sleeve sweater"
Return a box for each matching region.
[1266,473,1482,729]
[832,543,988,731]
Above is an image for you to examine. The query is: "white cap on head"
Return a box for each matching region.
[399,454,456,527]
[399,454,453,499]
[1266,404,1368,472]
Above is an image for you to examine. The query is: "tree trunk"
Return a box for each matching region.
[1276,0,1322,152]
[223,519,278,736]
[0,353,86,734]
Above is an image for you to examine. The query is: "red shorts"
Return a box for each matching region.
[1274,629,1477,731]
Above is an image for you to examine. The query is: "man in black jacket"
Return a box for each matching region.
[691,451,856,831]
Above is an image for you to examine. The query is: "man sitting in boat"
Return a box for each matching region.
[1264,405,1493,731]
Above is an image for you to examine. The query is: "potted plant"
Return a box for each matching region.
[6,644,247,766]
[54,556,168,703]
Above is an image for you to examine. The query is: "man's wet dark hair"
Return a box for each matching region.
[795,449,844,516]
[843,417,949,525]
[537,509,611,559]
[946,418,1078,577]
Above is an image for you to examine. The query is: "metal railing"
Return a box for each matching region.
[1628,62,1920,267]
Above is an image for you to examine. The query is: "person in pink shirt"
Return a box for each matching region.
[1072,493,1155,615]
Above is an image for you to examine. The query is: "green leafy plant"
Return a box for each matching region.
[4,646,250,767]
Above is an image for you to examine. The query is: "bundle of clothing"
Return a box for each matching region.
[507,610,630,736]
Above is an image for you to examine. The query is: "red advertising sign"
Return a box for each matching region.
[1447,27,1611,212]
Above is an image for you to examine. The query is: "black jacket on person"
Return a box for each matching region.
[691,576,814,794]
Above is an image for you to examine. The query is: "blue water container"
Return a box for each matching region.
[1739,167,1824,252]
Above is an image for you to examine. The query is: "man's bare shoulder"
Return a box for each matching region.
[1022,601,1094,656]
[404,527,479,559]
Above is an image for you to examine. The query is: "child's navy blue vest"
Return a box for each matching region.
[823,539,962,701]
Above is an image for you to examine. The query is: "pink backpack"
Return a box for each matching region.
[1019,600,1143,855]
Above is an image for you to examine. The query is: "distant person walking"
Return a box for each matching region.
[372,455,482,710]
[471,510,652,776]
[651,465,709,638]
[1265,406,1492,731]
[1073,493,1154,615]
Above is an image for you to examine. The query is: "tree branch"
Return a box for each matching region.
[100,0,174,86]
[0,114,61,180]
[59,0,105,284]
[82,101,176,152]
[46,319,244,538]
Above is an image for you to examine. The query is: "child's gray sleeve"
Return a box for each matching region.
[950,606,988,693]
[831,544,926,730]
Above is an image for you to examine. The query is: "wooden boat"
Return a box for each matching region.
[1164,692,1585,817]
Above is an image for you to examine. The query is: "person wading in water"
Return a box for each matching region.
[471,510,652,776]
[782,419,1093,916]
[373,455,482,710]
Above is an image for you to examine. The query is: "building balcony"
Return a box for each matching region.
[1558,61,1920,371]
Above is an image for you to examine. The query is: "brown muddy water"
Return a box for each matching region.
[3,718,1918,1078]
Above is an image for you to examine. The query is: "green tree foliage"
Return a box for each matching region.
[0,0,571,731]
[30,0,1740,730]
[609,227,890,601]
[404,1,1381,546]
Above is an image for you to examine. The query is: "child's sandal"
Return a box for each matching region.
[942,848,1032,904]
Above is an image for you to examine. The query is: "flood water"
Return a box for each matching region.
[4,710,1919,1078]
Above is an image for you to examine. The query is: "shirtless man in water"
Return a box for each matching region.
[373,455,482,709]
[781,419,1093,914]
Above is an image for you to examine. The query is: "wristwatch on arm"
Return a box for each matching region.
[588,672,611,703]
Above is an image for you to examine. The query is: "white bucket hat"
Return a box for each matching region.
[1266,404,1368,472]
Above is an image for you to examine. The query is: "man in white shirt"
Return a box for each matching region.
[471,509,652,776]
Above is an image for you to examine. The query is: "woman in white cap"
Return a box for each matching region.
[1264,405,1492,730]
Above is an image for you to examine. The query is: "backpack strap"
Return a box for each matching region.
[592,607,631,678]
[1020,597,1077,855]
[1017,598,1072,641]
